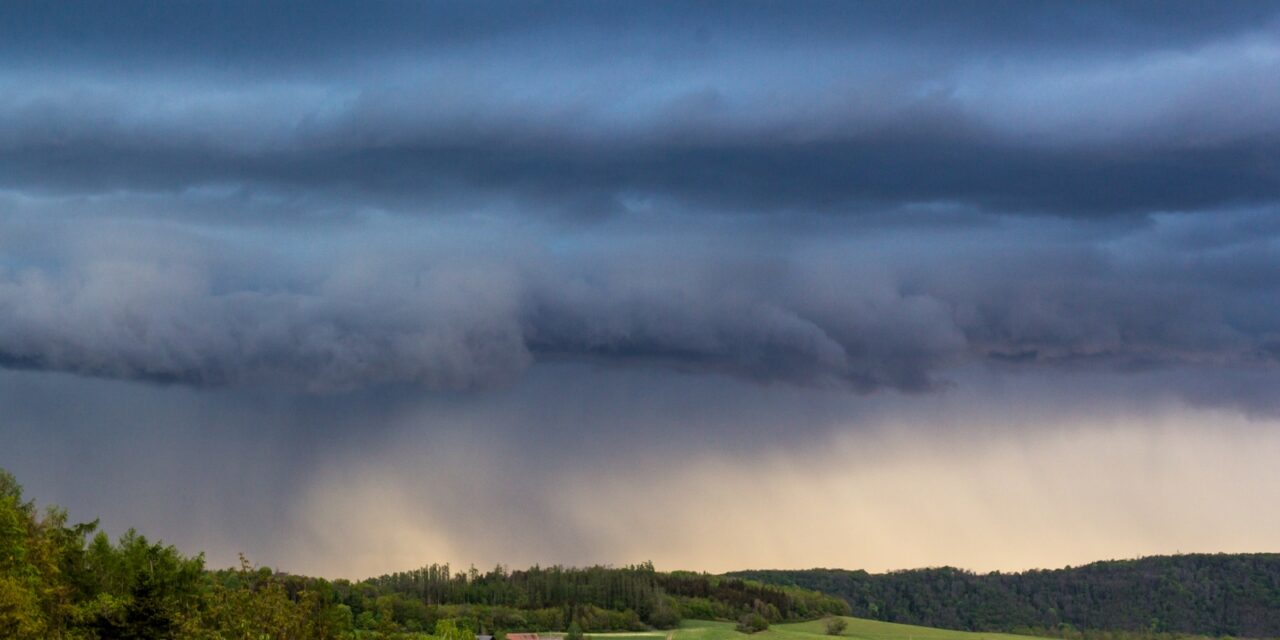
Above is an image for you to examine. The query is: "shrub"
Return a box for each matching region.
[824,616,848,635]
[736,612,769,634]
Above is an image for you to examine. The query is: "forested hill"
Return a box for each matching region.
[364,563,850,629]
[728,555,1280,638]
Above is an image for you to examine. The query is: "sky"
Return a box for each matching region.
[2,1,1279,579]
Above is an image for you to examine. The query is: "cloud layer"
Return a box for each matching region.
[1,3,1279,217]
[2,209,1278,400]
[1,3,1278,397]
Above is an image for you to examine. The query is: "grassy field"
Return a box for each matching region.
[768,616,1039,640]
[633,619,1045,640]
[382,618,1048,640]
[586,632,672,640]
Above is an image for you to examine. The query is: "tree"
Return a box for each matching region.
[438,617,476,640]
[736,612,769,634]
[824,616,848,635]
[649,595,682,629]
[0,471,49,638]
[567,619,585,640]
[80,529,205,639]
[0,468,99,639]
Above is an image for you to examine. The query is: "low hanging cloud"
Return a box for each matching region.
[0,255,532,391]
[1,210,1277,396]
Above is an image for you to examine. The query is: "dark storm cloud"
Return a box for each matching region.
[7,133,1277,218]
[1,2,1278,401]
[1,210,1277,398]
[2,2,1279,216]
[2,1,1271,69]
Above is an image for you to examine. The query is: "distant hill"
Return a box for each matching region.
[727,554,1280,638]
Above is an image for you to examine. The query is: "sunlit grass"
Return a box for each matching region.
[378,618,1049,640]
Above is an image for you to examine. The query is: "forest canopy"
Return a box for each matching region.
[0,467,845,639]
[729,558,1280,639]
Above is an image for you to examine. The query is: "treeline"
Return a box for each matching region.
[0,467,845,639]
[362,562,848,631]
[728,555,1280,638]
[1,468,354,639]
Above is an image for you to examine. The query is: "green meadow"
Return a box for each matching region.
[383,618,1050,640]
[584,619,1044,640]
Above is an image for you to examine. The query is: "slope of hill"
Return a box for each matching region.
[435,618,1050,640]
[667,618,1045,640]
[728,555,1280,638]
[359,563,850,631]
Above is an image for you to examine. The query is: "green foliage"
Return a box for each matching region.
[79,529,206,639]
[0,465,853,638]
[439,617,476,640]
[823,616,847,635]
[0,467,353,640]
[0,468,95,639]
[191,555,351,639]
[729,557,1280,639]
[361,562,845,632]
[649,595,682,629]
[736,613,769,634]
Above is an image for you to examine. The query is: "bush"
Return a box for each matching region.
[824,616,848,635]
[736,612,769,634]
[648,597,682,629]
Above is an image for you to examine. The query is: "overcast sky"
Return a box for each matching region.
[2,1,1279,578]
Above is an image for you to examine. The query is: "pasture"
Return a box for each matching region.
[651,619,1043,640]
[376,618,1049,640]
